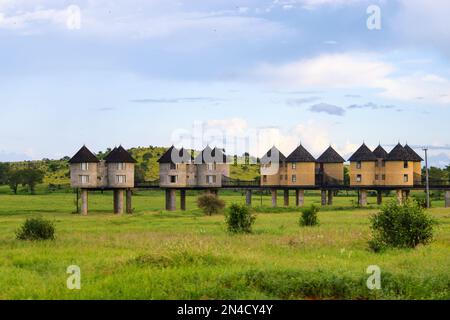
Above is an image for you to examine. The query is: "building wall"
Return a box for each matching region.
[196,163,230,187]
[413,162,422,184]
[260,162,287,186]
[374,159,386,186]
[107,162,135,188]
[385,161,414,186]
[285,162,316,186]
[349,161,376,186]
[70,162,98,188]
[322,163,344,182]
[159,163,197,187]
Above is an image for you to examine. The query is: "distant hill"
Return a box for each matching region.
[4,146,261,186]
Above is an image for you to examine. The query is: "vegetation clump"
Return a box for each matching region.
[225,203,256,233]
[369,200,435,251]
[299,204,319,226]
[197,194,225,215]
[16,217,55,241]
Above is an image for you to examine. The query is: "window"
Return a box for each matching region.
[117,163,126,170]
[280,175,283,181]
[403,174,409,182]
[80,163,89,171]
[116,175,126,184]
[356,161,362,169]
[207,163,216,171]
[292,163,296,169]
[356,174,362,182]
[263,175,267,183]
[403,161,408,169]
[292,175,297,183]
[375,174,379,180]
[79,175,89,184]
[285,175,288,180]
[382,174,386,181]
[206,175,216,184]
[170,175,177,183]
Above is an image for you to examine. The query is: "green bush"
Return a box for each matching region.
[197,194,225,215]
[299,204,319,226]
[412,193,430,208]
[369,200,435,250]
[16,217,55,240]
[225,203,256,233]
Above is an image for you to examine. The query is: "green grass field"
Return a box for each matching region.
[0,188,449,300]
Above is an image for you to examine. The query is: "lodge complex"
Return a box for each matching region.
[69,142,450,214]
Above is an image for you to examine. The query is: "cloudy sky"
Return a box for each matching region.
[1,0,450,166]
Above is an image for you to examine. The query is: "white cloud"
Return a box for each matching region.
[255,52,450,105]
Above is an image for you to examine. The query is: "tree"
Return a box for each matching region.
[8,169,23,194]
[21,168,44,194]
[0,163,10,185]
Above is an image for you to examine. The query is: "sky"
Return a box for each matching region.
[0,0,450,166]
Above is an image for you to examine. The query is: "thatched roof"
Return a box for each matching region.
[194,146,227,164]
[286,144,316,162]
[404,144,423,162]
[104,146,137,163]
[348,143,377,162]
[260,146,286,165]
[69,145,99,163]
[373,145,388,159]
[316,146,344,163]
[158,146,193,164]
[387,143,411,161]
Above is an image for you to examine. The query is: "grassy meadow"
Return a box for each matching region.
[0,187,449,300]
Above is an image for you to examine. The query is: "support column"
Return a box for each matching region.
[377,190,382,205]
[321,190,327,206]
[296,190,304,207]
[81,189,88,216]
[245,189,252,206]
[402,190,410,202]
[327,190,333,206]
[180,189,186,211]
[126,189,132,214]
[396,189,403,204]
[445,190,450,208]
[115,189,124,214]
[113,189,118,213]
[284,189,289,206]
[271,189,277,207]
[166,189,176,211]
[359,189,367,206]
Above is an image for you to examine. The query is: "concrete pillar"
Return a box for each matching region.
[245,189,252,206]
[402,190,410,202]
[180,189,186,211]
[396,189,403,204]
[284,190,289,206]
[113,189,118,213]
[271,189,277,207]
[81,189,88,215]
[377,190,382,205]
[115,189,124,214]
[296,190,304,207]
[445,191,450,208]
[166,189,176,211]
[321,190,327,206]
[327,190,333,205]
[359,190,367,206]
[126,189,132,214]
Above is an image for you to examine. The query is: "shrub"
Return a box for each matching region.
[299,204,319,226]
[197,194,225,215]
[16,217,55,241]
[225,203,256,233]
[412,193,430,208]
[369,200,435,250]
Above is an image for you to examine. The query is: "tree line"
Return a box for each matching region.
[0,163,44,194]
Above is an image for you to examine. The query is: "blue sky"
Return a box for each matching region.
[1,0,450,166]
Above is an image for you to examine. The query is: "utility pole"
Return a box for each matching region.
[423,147,430,208]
